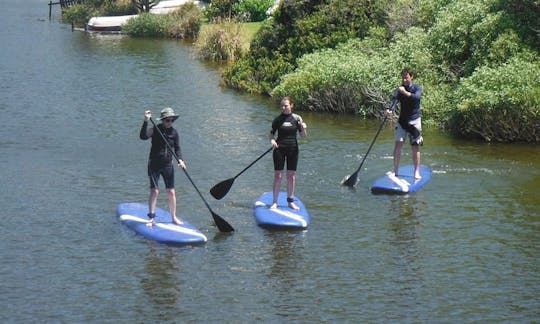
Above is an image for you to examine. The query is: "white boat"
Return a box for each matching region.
[86,14,138,32]
[150,0,201,15]
[86,0,202,32]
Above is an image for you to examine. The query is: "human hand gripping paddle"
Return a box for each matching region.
[341,115,388,187]
[149,118,234,233]
[210,147,273,200]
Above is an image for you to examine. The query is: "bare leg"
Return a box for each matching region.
[286,170,299,210]
[412,145,421,179]
[271,170,283,209]
[147,188,159,226]
[393,141,404,175]
[167,188,182,224]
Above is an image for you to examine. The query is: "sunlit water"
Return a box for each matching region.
[1,2,538,322]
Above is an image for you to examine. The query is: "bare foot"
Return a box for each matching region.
[172,216,183,225]
[146,219,155,227]
[269,203,277,209]
[288,202,300,211]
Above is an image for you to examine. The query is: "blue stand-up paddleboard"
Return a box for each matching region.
[371,164,432,195]
[116,203,207,245]
[254,192,311,229]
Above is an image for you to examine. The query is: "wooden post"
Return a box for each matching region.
[49,0,52,20]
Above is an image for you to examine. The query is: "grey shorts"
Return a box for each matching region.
[395,117,422,145]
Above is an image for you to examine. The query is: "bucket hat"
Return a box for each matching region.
[158,107,179,121]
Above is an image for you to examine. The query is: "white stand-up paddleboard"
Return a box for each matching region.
[371,164,432,194]
[253,192,311,230]
[116,203,207,245]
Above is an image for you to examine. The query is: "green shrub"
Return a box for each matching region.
[450,56,540,142]
[123,12,168,37]
[271,26,438,115]
[62,4,93,27]
[223,0,391,94]
[167,3,203,39]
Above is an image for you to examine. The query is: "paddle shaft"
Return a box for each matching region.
[232,147,273,180]
[149,118,234,232]
[352,115,387,174]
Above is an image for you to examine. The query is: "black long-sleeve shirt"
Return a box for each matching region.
[140,121,182,166]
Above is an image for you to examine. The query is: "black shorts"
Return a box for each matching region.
[148,163,174,189]
[273,146,299,171]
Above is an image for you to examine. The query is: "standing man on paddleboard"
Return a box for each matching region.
[386,68,423,179]
[269,96,307,210]
[140,107,186,226]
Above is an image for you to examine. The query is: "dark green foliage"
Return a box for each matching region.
[223,0,391,94]
[449,57,540,142]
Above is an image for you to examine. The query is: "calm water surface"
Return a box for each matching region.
[1,2,539,322]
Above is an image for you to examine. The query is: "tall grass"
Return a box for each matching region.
[194,20,246,61]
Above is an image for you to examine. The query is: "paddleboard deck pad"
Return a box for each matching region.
[116,203,207,245]
[371,165,432,195]
[254,192,311,229]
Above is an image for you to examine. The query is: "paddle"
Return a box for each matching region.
[341,115,388,187]
[149,118,234,232]
[210,147,273,200]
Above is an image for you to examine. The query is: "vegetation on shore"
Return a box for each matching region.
[62,0,540,142]
[224,0,539,142]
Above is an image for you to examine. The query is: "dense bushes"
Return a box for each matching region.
[223,0,391,94]
[449,57,540,142]
[235,0,539,141]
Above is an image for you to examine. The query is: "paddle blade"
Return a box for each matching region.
[341,172,358,187]
[212,211,235,232]
[210,178,235,200]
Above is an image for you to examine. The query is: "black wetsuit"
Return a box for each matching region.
[271,113,303,171]
[140,121,182,189]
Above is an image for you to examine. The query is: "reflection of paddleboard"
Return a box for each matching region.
[253,192,311,229]
[371,165,432,195]
[116,203,207,245]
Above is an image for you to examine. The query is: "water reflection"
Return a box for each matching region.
[265,231,307,316]
[386,196,426,306]
[140,246,183,320]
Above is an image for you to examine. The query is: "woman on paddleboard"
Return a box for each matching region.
[385,68,423,179]
[269,97,307,210]
[140,107,186,226]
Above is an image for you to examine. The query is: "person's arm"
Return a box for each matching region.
[173,130,185,169]
[270,129,278,148]
[140,110,153,140]
[294,114,307,138]
[386,88,399,116]
[409,84,422,101]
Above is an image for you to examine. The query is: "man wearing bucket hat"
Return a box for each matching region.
[140,107,186,226]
